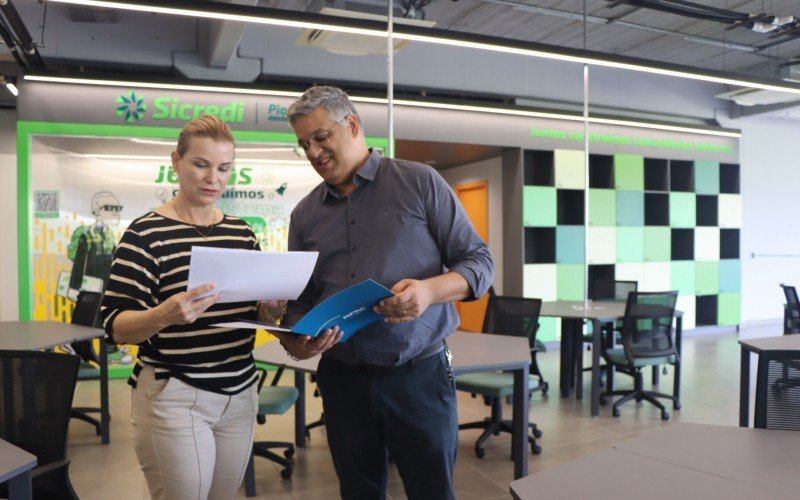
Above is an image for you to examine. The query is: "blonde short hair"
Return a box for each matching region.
[176,115,234,157]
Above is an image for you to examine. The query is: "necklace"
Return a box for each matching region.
[172,198,220,239]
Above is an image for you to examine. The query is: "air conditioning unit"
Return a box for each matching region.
[715,86,800,107]
[295,7,435,56]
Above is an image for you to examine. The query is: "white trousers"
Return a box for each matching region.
[131,365,258,500]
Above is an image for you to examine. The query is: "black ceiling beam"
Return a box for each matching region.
[0,0,46,70]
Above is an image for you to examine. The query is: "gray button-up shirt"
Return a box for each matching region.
[286,149,494,367]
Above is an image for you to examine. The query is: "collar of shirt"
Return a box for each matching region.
[321,148,381,201]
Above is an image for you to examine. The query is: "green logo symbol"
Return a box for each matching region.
[116,91,147,122]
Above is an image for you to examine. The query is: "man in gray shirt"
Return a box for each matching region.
[274,86,494,500]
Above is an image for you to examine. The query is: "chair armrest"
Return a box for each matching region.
[32,458,71,478]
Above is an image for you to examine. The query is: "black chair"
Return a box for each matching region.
[780,284,800,335]
[68,291,105,435]
[455,296,545,458]
[244,364,299,496]
[600,291,680,421]
[0,350,80,499]
[754,350,800,431]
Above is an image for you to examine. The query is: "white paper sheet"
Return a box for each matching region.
[187,247,318,303]
[212,320,291,332]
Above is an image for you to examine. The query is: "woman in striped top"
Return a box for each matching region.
[101,115,273,500]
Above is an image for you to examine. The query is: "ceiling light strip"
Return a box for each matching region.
[23,75,739,137]
[47,0,386,37]
[25,75,301,97]
[589,117,741,138]
[393,33,800,95]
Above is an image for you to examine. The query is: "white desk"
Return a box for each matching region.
[253,330,533,479]
[0,439,37,500]
[511,423,800,499]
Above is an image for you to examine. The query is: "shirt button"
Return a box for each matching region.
[351,246,357,252]
[350,273,356,278]
[350,220,356,225]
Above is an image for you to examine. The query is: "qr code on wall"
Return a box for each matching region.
[34,190,60,218]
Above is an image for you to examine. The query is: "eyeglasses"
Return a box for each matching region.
[293,119,347,157]
[99,204,123,213]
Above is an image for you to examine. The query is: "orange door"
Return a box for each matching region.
[455,180,489,332]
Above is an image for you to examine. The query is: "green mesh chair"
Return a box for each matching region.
[455,295,545,458]
[243,363,299,497]
[600,291,680,421]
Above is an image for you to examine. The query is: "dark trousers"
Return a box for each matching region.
[316,350,458,500]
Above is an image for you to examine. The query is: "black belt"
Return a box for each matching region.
[326,340,445,376]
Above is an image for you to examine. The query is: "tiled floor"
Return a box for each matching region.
[66,325,769,499]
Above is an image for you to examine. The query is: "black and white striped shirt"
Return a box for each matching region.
[101,212,259,395]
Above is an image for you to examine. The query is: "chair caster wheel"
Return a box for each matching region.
[612,408,620,417]
[541,383,549,396]
[533,428,543,439]
[531,443,542,455]
[280,468,293,479]
[284,448,295,459]
[661,411,669,421]
[475,447,485,459]
[673,402,681,410]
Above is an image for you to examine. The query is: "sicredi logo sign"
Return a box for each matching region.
[115,91,245,124]
[116,91,147,122]
[152,97,245,123]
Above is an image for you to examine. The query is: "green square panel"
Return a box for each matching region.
[718,293,741,326]
[669,192,696,228]
[718,260,741,293]
[643,227,671,262]
[554,149,586,189]
[537,317,560,343]
[589,189,616,226]
[523,186,557,227]
[616,191,644,226]
[556,226,585,264]
[671,261,695,296]
[614,154,644,191]
[557,264,585,301]
[695,161,720,195]
[695,261,720,295]
[617,227,644,263]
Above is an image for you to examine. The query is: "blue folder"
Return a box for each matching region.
[290,279,394,342]
[228,279,394,343]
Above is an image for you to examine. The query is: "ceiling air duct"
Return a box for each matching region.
[295,7,435,56]
[715,87,800,107]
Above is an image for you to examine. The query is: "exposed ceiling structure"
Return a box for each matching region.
[3,0,800,115]
[270,0,800,76]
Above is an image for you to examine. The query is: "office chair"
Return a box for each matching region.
[600,291,679,421]
[754,349,800,431]
[68,291,105,435]
[780,284,800,335]
[0,350,80,499]
[243,363,299,496]
[455,296,545,458]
